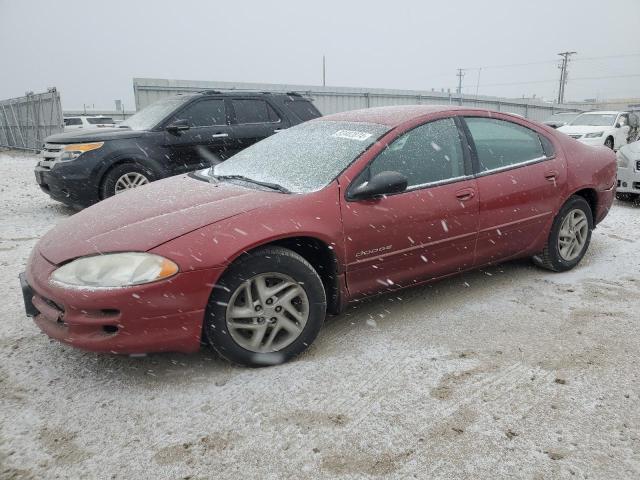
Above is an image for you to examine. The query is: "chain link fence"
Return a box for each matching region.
[0,88,64,151]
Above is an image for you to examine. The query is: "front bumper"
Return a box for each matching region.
[22,250,224,354]
[617,163,640,194]
[35,165,98,209]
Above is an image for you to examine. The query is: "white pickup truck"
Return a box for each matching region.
[558,111,638,150]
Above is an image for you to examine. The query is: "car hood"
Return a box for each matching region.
[38,174,286,265]
[45,127,145,144]
[620,140,640,159]
[557,125,613,135]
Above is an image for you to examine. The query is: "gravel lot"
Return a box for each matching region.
[1,150,639,480]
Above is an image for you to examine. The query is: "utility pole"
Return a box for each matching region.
[557,51,576,104]
[322,55,326,87]
[456,68,465,105]
[456,68,465,94]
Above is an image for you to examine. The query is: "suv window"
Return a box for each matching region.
[465,117,545,172]
[87,117,114,124]
[367,118,465,188]
[64,118,82,126]
[285,100,321,121]
[232,99,280,124]
[173,99,226,127]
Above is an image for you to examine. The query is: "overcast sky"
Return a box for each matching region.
[1,0,638,110]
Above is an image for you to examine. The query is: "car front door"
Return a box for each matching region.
[340,117,479,297]
[461,115,567,265]
[228,98,289,155]
[162,98,233,173]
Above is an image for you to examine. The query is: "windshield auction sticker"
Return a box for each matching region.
[332,130,373,141]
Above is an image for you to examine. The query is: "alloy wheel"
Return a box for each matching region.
[225,272,309,353]
[557,209,589,261]
[114,172,149,194]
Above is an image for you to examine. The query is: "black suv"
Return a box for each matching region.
[35,91,321,208]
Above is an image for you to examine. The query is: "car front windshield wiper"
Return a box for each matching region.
[214,174,291,194]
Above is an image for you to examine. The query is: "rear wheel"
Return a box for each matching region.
[204,247,326,366]
[534,195,593,272]
[100,163,155,199]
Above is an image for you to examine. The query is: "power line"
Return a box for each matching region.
[461,73,640,89]
[461,52,640,72]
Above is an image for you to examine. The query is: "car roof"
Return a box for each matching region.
[320,105,495,126]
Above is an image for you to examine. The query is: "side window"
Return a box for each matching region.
[367,118,465,188]
[172,99,226,127]
[465,117,545,172]
[232,99,280,124]
[285,100,321,121]
[64,118,82,126]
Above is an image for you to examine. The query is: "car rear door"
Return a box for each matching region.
[228,98,289,155]
[461,115,566,265]
[340,116,479,297]
[162,98,233,172]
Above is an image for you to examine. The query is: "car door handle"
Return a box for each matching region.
[211,133,229,138]
[455,188,475,201]
[544,170,558,181]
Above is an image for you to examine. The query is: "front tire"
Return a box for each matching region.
[204,247,326,367]
[100,163,155,199]
[534,195,593,272]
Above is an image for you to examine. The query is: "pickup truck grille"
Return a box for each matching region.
[636,160,640,171]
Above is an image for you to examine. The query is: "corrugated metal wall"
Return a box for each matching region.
[133,78,584,121]
[0,89,64,150]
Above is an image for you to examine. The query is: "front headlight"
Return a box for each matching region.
[617,151,630,168]
[59,142,104,162]
[50,252,179,288]
[585,131,604,138]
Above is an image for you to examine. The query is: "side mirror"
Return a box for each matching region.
[350,171,408,200]
[615,123,621,128]
[166,119,190,133]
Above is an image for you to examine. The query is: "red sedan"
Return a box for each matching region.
[20,106,616,366]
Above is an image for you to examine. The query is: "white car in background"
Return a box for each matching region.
[558,111,635,150]
[616,140,640,201]
[63,116,115,131]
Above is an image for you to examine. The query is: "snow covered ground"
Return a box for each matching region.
[1,150,639,479]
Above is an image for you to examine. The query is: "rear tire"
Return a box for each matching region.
[533,195,593,272]
[100,163,155,199]
[204,247,326,367]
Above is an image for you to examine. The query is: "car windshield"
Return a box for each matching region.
[213,120,389,194]
[569,113,617,127]
[120,96,189,130]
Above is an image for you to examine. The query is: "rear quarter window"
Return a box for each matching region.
[285,99,321,121]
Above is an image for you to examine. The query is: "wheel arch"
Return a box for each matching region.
[222,235,343,315]
[569,187,598,223]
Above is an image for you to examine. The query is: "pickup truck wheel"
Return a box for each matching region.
[533,195,593,272]
[204,246,326,367]
[604,137,614,150]
[101,163,155,199]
